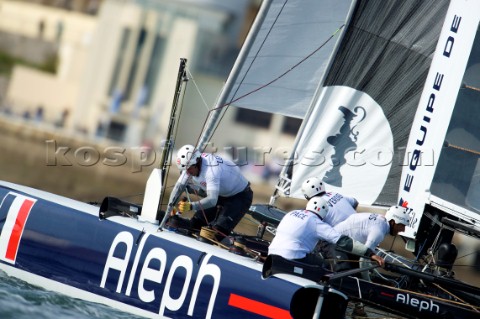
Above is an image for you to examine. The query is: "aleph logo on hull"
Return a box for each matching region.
[396,293,440,313]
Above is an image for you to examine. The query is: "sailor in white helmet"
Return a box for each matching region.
[333,205,411,275]
[268,196,385,268]
[301,176,358,227]
[172,145,253,240]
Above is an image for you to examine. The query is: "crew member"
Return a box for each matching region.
[334,205,411,276]
[268,196,385,268]
[173,145,253,240]
[301,176,358,226]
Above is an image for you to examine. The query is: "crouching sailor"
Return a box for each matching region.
[333,205,411,276]
[268,196,385,268]
[170,145,253,241]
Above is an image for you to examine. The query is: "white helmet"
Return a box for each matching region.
[176,144,201,170]
[301,177,326,199]
[306,196,329,220]
[385,206,411,225]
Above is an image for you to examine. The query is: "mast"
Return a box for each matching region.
[159,0,274,229]
[158,58,187,207]
[142,58,188,224]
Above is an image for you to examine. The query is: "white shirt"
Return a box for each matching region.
[189,153,248,210]
[321,192,357,226]
[334,213,389,250]
[268,209,343,259]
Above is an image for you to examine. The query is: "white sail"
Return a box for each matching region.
[285,0,480,242]
[287,0,451,207]
[223,0,353,118]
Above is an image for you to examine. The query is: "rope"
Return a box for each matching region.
[183,184,210,226]
[444,141,480,156]
[186,68,211,112]
[222,24,345,108]
[197,227,263,260]
[199,227,217,240]
[463,84,480,92]
[432,282,480,312]
[195,227,231,250]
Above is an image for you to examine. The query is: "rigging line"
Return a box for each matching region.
[432,283,480,313]
[186,68,211,112]
[196,23,346,147]
[186,185,211,226]
[193,0,289,147]
[214,23,346,111]
[444,141,480,156]
[225,0,289,107]
[462,83,480,92]
[455,250,480,261]
[195,2,346,145]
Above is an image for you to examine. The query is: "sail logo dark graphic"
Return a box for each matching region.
[294,85,392,204]
[324,105,366,187]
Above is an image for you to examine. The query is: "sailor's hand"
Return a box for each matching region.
[370,254,385,267]
[169,207,179,216]
[178,201,192,213]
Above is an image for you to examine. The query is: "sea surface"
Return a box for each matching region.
[0,268,395,319]
[0,270,144,319]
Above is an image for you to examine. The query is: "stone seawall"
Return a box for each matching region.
[0,117,155,203]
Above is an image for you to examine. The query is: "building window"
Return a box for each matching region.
[143,35,165,104]
[125,28,147,100]
[235,108,272,128]
[281,116,302,135]
[106,121,126,142]
[108,28,131,96]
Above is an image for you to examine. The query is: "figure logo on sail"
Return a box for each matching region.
[324,105,366,186]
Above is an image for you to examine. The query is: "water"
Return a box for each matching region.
[0,271,143,319]
[0,269,396,319]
